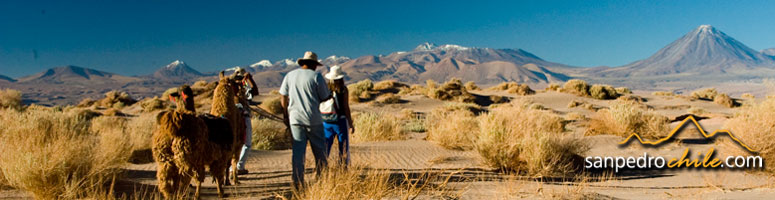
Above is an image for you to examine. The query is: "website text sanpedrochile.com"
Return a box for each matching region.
[585,148,763,173]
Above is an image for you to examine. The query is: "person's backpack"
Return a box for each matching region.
[320,92,341,123]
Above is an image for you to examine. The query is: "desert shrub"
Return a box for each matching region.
[376,93,401,104]
[741,93,755,99]
[439,102,483,114]
[567,99,585,108]
[545,83,561,92]
[476,100,587,176]
[139,97,167,112]
[586,99,669,139]
[617,94,646,103]
[562,79,590,96]
[691,88,718,100]
[652,91,675,96]
[489,82,535,95]
[261,96,284,115]
[724,98,775,174]
[714,93,735,108]
[0,89,22,110]
[348,79,374,103]
[425,79,439,89]
[97,90,136,109]
[295,165,453,200]
[102,108,126,116]
[588,84,618,100]
[490,95,508,104]
[428,78,476,103]
[687,107,708,116]
[0,109,131,199]
[252,118,291,150]
[372,80,407,91]
[126,113,157,151]
[506,84,535,95]
[77,98,96,108]
[398,84,427,96]
[615,87,631,94]
[426,106,479,150]
[352,112,404,142]
[464,81,480,91]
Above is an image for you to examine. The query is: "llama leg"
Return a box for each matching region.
[157,163,174,200]
[231,157,240,184]
[224,162,232,186]
[212,165,226,198]
[194,180,202,200]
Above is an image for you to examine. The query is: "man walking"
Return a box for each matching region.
[279,51,332,190]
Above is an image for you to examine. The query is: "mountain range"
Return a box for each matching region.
[2,25,774,105]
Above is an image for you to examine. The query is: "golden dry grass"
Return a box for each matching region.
[372,80,407,91]
[427,78,476,103]
[464,81,480,91]
[652,91,676,96]
[588,84,618,100]
[562,79,590,97]
[425,106,479,150]
[0,89,22,110]
[98,90,137,109]
[713,93,735,108]
[545,83,561,92]
[260,96,284,115]
[290,164,456,200]
[586,99,670,139]
[687,106,709,117]
[352,112,405,142]
[0,108,132,199]
[741,93,755,99]
[690,88,718,100]
[138,97,167,113]
[724,98,775,174]
[375,93,402,104]
[348,79,374,103]
[251,117,292,150]
[475,99,587,177]
[489,82,535,95]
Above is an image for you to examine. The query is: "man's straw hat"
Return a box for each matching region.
[297,51,323,66]
[325,65,345,80]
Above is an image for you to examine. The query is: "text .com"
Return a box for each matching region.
[584,148,763,173]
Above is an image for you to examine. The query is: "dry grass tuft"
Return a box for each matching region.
[567,99,586,108]
[564,112,586,121]
[0,109,132,199]
[102,108,126,116]
[615,87,632,94]
[352,112,405,142]
[586,99,669,139]
[425,106,479,150]
[490,82,535,95]
[261,96,284,115]
[562,79,590,96]
[0,89,23,110]
[724,98,775,175]
[741,93,755,99]
[251,117,291,150]
[139,97,167,113]
[691,88,718,100]
[427,78,476,103]
[98,90,137,109]
[652,91,676,96]
[476,99,587,176]
[348,79,374,103]
[714,93,735,108]
[464,81,480,91]
[489,95,508,104]
[376,93,402,104]
[372,80,407,91]
[545,83,561,92]
[588,84,619,100]
[292,164,456,200]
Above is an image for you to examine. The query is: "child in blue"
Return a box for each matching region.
[320,65,354,166]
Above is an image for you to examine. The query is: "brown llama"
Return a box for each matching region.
[152,85,233,199]
[210,71,247,185]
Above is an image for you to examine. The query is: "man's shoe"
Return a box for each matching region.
[237,169,249,175]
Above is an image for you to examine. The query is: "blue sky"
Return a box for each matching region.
[1,0,774,77]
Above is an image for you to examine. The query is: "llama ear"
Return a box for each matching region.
[219,71,225,79]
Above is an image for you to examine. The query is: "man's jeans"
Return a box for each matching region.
[291,124,328,189]
[237,116,252,170]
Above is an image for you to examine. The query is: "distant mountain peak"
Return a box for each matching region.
[600,25,775,77]
[154,60,202,79]
[0,74,15,82]
[414,42,437,51]
[250,60,273,68]
[762,48,775,57]
[414,42,471,52]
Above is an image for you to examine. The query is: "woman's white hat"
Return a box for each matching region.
[325,65,345,80]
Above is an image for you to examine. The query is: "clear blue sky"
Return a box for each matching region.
[1,0,774,78]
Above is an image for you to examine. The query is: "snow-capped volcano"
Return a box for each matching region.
[322,55,351,66]
[599,25,775,77]
[249,60,273,69]
[153,60,203,79]
[763,48,775,57]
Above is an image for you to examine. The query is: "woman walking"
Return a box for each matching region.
[320,65,354,167]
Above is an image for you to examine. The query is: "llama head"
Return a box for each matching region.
[168,85,196,113]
